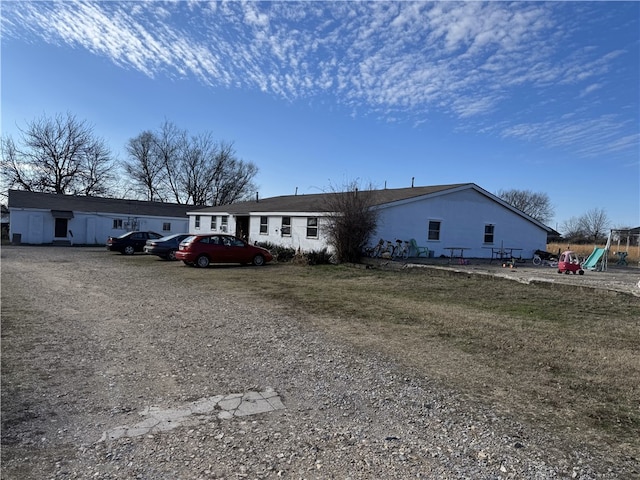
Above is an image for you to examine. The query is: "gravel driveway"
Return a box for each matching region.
[1,246,636,479]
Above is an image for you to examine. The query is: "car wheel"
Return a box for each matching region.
[167,249,177,261]
[252,254,265,266]
[124,245,135,255]
[196,255,210,268]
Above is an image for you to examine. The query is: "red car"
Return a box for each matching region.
[176,234,273,267]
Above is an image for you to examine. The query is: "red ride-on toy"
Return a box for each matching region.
[557,250,584,275]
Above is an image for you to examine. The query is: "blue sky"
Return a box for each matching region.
[1,1,638,230]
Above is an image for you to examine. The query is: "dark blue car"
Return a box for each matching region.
[107,231,163,255]
[143,233,191,260]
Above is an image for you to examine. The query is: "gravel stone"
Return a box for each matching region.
[1,246,637,479]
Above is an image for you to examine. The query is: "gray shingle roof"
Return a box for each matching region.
[189,183,472,214]
[8,190,193,218]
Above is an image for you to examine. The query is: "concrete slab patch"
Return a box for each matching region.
[99,388,284,442]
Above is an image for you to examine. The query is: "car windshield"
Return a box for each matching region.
[117,232,133,239]
[180,235,196,244]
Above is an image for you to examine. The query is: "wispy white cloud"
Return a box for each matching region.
[2,1,637,157]
[500,115,637,158]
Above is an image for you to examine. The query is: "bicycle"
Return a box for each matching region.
[392,239,410,259]
[532,254,558,267]
[532,249,559,267]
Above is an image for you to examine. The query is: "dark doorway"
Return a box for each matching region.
[54,218,68,238]
[235,216,249,240]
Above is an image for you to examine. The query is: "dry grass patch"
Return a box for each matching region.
[548,242,640,265]
[206,263,640,464]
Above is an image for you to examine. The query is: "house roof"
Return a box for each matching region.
[189,183,471,214]
[189,182,552,232]
[8,190,193,218]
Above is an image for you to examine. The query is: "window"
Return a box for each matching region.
[281,216,291,236]
[113,219,123,229]
[195,215,201,229]
[220,216,228,232]
[163,222,171,232]
[428,220,441,241]
[306,217,318,238]
[484,224,495,244]
[260,216,269,234]
[210,216,217,230]
[201,235,220,244]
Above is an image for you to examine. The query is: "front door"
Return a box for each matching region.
[235,216,249,240]
[54,218,68,238]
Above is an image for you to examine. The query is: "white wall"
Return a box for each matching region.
[189,212,332,252]
[9,209,189,245]
[183,189,548,258]
[248,214,332,252]
[373,189,547,258]
[189,214,233,236]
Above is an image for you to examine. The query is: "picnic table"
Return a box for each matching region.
[484,247,523,263]
[444,247,470,264]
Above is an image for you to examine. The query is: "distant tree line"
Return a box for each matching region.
[1,112,622,242]
[495,189,622,244]
[0,112,257,206]
[560,208,614,244]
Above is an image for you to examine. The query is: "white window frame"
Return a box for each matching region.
[306,217,318,238]
[281,216,291,237]
[484,224,495,244]
[260,216,269,235]
[428,220,441,241]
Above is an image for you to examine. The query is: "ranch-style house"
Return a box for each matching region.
[186,183,552,259]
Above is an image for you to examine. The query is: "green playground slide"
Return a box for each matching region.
[582,247,606,270]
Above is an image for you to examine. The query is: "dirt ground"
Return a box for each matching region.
[1,246,639,479]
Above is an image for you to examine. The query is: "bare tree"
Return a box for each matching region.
[324,182,380,263]
[579,208,610,244]
[178,132,220,206]
[79,139,115,196]
[124,122,258,205]
[497,189,554,224]
[154,121,186,203]
[561,208,611,243]
[560,216,586,243]
[124,131,165,201]
[0,112,115,195]
[176,138,257,206]
[208,142,258,206]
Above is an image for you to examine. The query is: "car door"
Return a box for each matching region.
[220,235,248,263]
[129,232,148,251]
[197,235,224,262]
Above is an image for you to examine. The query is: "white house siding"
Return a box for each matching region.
[373,189,546,259]
[10,208,189,245]
[189,212,332,252]
[249,213,331,252]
